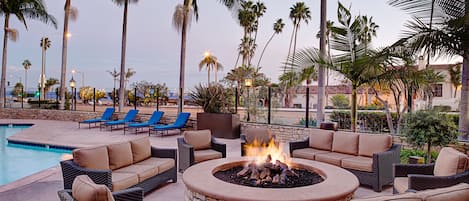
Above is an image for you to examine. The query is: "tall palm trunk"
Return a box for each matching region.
[351,85,357,132]
[118,0,129,112]
[207,65,211,84]
[459,53,469,141]
[59,0,71,110]
[178,9,189,114]
[291,24,299,70]
[40,38,46,100]
[256,32,275,69]
[284,25,296,72]
[317,0,327,125]
[24,69,27,95]
[214,64,218,83]
[0,15,10,107]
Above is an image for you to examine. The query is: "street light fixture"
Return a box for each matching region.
[69,76,75,110]
[244,75,253,122]
[71,68,84,88]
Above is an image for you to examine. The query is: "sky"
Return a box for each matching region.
[3,0,422,92]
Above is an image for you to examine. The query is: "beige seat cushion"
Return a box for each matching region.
[130,137,151,163]
[351,193,422,201]
[194,149,223,163]
[73,146,110,170]
[135,157,175,174]
[292,148,330,160]
[341,156,373,172]
[184,130,212,150]
[245,127,273,144]
[114,164,157,182]
[315,152,355,166]
[332,132,359,155]
[107,142,134,170]
[309,129,334,151]
[358,134,392,157]
[434,147,469,176]
[394,177,409,194]
[111,172,139,191]
[419,183,469,201]
[72,175,115,201]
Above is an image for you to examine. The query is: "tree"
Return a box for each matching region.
[124,67,135,90]
[289,2,383,131]
[59,0,78,110]
[330,94,350,109]
[79,87,106,103]
[285,2,311,72]
[0,0,57,105]
[173,0,198,114]
[421,69,445,109]
[199,52,223,84]
[448,63,462,98]
[403,110,458,163]
[107,68,120,90]
[317,0,328,125]
[43,78,58,95]
[12,82,23,98]
[256,18,285,69]
[130,80,168,106]
[279,71,300,108]
[22,59,31,94]
[40,37,51,100]
[388,0,469,140]
[112,0,139,112]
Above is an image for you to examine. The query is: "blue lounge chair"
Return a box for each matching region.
[150,112,191,136]
[100,109,139,131]
[124,111,164,134]
[78,108,115,129]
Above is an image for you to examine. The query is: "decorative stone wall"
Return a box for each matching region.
[185,188,223,201]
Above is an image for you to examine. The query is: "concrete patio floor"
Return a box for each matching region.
[0,119,393,201]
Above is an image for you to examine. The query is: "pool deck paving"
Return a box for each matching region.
[0,119,392,201]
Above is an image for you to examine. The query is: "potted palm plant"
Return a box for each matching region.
[190,83,240,139]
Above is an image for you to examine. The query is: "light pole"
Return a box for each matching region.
[71,69,84,88]
[69,76,76,110]
[244,76,253,122]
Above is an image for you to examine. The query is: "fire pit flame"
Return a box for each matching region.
[243,139,291,166]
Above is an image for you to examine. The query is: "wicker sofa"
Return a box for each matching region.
[352,182,469,201]
[60,137,177,194]
[290,129,401,192]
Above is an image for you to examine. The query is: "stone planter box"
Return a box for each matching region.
[196,113,240,139]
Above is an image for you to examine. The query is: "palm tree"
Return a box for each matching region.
[173,0,199,114]
[448,64,462,98]
[279,71,300,107]
[285,2,311,72]
[22,59,31,95]
[256,18,285,69]
[40,37,51,100]
[317,0,327,125]
[0,0,57,106]
[124,67,136,90]
[388,0,469,140]
[59,0,78,110]
[421,69,445,109]
[112,0,139,112]
[44,78,59,94]
[107,68,120,90]
[289,2,382,132]
[237,1,255,67]
[199,52,223,84]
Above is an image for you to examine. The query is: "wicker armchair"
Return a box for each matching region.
[58,187,144,201]
[178,130,226,172]
[240,127,276,156]
[393,147,469,194]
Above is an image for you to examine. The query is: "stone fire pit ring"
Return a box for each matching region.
[183,157,359,201]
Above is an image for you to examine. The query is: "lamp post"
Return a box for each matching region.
[69,76,76,110]
[71,69,84,88]
[244,76,253,122]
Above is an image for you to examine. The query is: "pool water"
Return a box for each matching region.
[0,125,72,185]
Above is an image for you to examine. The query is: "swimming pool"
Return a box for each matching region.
[0,124,72,185]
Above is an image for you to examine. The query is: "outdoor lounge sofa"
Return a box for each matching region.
[124,111,164,134]
[177,130,226,172]
[393,147,469,194]
[60,137,177,194]
[78,107,115,129]
[240,127,276,156]
[290,129,401,192]
[150,112,190,136]
[58,175,144,201]
[352,182,469,201]
[101,109,139,131]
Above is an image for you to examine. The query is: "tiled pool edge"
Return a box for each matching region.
[0,166,60,193]
[7,139,76,151]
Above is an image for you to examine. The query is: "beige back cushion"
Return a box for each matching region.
[358,134,393,157]
[434,147,469,176]
[73,146,110,170]
[72,175,115,201]
[107,142,133,170]
[130,137,151,163]
[308,129,334,151]
[332,132,359,155]
[419,183,469,201]
[184,130,212,150]
[245,127,273,144]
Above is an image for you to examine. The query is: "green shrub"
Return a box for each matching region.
[299,118,317,127]
[433,105,452,112]
[189,83,234,113]
[400,149,438,164]
[402,110,459,163]
[330,111,398,132]
[330,94,350,109]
